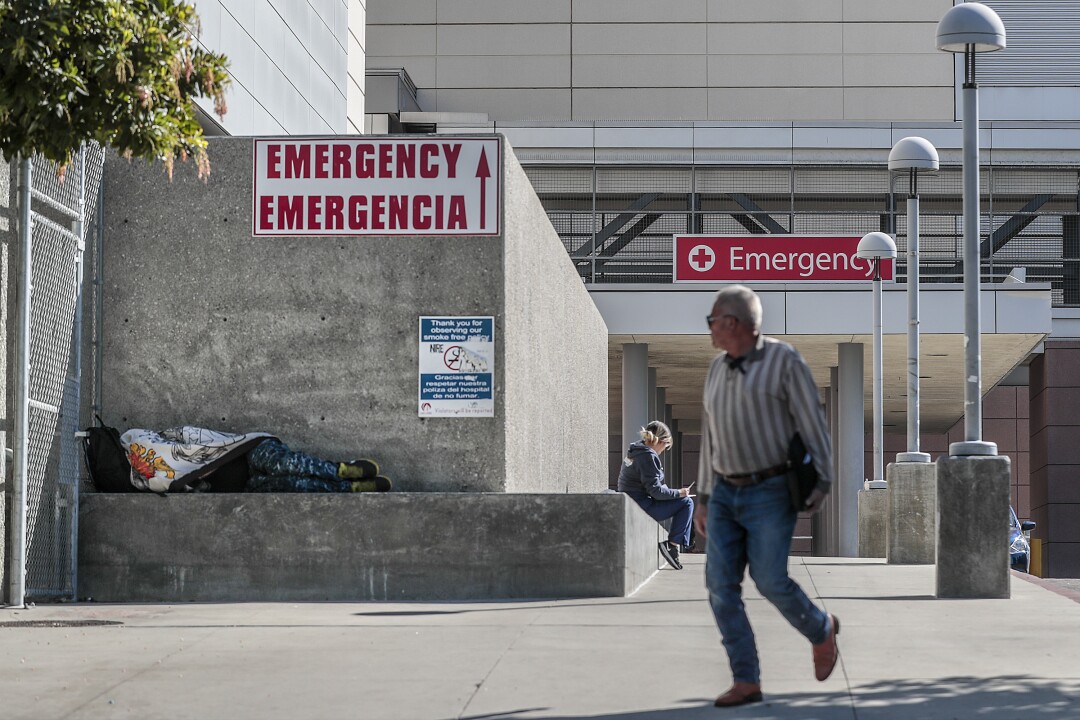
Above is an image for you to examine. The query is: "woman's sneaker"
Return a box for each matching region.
[658,541,683,570]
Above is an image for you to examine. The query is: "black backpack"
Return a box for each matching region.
[82,416,135,492]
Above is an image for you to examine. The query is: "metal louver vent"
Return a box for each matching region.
[980,1,1080,86]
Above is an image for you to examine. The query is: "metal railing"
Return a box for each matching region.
[524,164,1080,305]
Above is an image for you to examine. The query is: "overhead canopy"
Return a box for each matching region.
[593,283,1050,435]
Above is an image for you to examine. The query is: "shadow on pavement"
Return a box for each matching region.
[352,598,707,617]
[461,676,1080,720]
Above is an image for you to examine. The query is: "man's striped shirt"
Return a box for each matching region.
[697,335,834,498]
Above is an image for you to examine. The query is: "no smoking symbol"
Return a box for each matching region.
[689,244,715,272]
[443,345,464,370]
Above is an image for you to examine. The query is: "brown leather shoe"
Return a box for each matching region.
[812,613,840,681]
[713,682,763,707]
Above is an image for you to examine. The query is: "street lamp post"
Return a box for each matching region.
[890,137,939,464]
[857,231,897,490]
[934,2,1012,598]
[885,139,939,565]
[937,1,1005,457]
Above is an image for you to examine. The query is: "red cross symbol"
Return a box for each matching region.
[689,244,716,272]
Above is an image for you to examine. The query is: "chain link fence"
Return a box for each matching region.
[11,146,104,602]
[525,164,1080,305]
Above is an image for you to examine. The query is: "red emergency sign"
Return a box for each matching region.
[252,137,501,237]
[674,235,894,283]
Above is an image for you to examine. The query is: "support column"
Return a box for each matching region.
[647,367,657,422]
[838,343,864,557]
[655,385,667,473]
[812,381,831,556]
[827,367,841,556]
[622,344,649,459]
[672,420,682,488]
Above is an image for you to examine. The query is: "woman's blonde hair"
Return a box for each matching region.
[640,420,672,446]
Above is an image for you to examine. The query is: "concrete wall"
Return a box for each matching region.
[366,0,953,122]
[78,492,660,601]
[503,155,608,492]
[100,136,607,493]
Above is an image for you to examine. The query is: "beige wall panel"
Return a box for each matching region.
[438,24,570,55]
[573,23,707,55]
[571,88,707,121]
[842,0,951,23]
[367,0,436,25]
[843,53,952,88]
[573,55,707,88]
[348,33,366,83]
[708,54,843,88]
[434,88,572,120]
[573,0,706,23]
[351,6,367,54]
[437,0,571,24]
[346,77,365,131]
[844,86,953,121]
[708,23,844,55]
[708,87,844,121]
[439,56,571,89]
[366,24,436,58]
[842,23,941,54]
[365,56,437,87]
[711,0,842,23]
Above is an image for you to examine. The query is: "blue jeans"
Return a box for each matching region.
[245,438,351,493]
[625,491,694,547]
[705,473,828,685]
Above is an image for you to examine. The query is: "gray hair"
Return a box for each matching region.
[713,285,762,332]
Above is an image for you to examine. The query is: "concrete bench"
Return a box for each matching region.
[78,492,662,602]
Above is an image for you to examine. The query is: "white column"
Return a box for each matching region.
[829,367,841,557]
[622,344,649,456]
[838,342,865,557]
[656,386,667,473]
[647,367,657,422]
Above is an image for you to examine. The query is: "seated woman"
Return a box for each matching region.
[120,426,391,493]
[617,420,693,570]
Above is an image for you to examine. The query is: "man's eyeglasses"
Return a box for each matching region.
[706,313,737,328]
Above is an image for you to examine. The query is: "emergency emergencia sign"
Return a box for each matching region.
[252,137,501,236]
[674,235,895,283]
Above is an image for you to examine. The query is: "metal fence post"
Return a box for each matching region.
[9,157,33,608]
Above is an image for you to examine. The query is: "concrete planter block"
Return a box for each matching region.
[936,454,1011,599]
[858,487,887,558]
[886,461,937,565]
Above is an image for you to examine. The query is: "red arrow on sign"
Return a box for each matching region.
[476,148,491,230]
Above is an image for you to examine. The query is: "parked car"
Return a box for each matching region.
[1010,506,1037,573]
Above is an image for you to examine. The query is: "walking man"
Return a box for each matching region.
[694,285,839,708]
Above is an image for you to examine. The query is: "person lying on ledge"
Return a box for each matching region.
[120,426,391,494]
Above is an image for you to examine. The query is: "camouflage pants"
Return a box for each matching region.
[245,438,350,493]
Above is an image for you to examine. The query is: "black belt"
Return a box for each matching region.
[719,463,791,486]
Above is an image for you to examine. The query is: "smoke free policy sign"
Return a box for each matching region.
[418,316,494,417]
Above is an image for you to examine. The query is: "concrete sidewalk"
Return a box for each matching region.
[3,556,1080,720]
